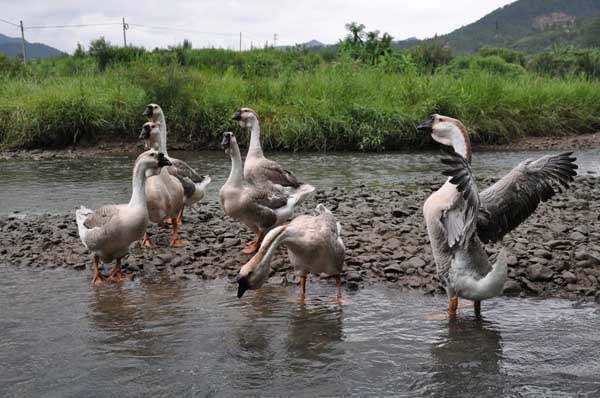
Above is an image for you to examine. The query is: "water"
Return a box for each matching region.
[0,149,598,215]
[1,150,599,396]
[1,266,599,397]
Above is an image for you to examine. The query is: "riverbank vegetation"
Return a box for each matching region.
[2,23,600,151]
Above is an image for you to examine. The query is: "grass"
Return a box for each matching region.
[2,48,600,151]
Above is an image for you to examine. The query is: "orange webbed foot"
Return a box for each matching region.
[242,240,260,254]
[170,239,190,248]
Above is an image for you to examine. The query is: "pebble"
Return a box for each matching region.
[1,176,598,303]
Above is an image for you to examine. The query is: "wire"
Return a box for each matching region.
[0,18,20,27]
[129,23,240,37]
[26,22,121,30]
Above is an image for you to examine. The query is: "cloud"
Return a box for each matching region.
[0,0,515,53]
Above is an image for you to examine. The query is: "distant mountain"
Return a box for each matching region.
[302,39,325,48]
[396,0,600,54]
[0,33,64,60]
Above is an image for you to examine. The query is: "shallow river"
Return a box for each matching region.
[1,266,600,397]
[1,149,599,396]
[0,149,598,215]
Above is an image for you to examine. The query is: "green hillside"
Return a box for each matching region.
[0,33,64,60]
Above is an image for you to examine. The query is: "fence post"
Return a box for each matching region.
[239,32,242,52]
[20,20,27,63]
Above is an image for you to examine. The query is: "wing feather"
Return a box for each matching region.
[477,152,577,243]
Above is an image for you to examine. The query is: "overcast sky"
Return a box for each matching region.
[1,0,515,53]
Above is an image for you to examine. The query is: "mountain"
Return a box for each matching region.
[396,0,600,54]
[0,33,64,60]
[302,39,325,48]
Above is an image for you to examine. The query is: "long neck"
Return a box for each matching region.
[226,142,244,187]
[128,163,149,208]
[157,112,168,156]
[450,127,472,162]
[254,225,289,273]
[247,119,264,158]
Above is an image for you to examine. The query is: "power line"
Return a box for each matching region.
[128,23,241,37]
[0,17,20,27]
[25,22,121,30]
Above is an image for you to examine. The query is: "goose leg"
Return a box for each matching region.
[448,296,458,319]
[335,274,345,304]
[170,218,190,247]
[243,231,264,254]
[176,205,185,224]
[109,258,133,282]
[142,232,156,248]
[474,300,481,317]
[299,275,307,303]
[91,255,105,286]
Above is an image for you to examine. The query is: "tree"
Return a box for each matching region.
[74,42,85,58]
[88,37,112,71]
[345,22,366,45]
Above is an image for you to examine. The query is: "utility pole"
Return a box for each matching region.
[122,17,129,47]
[19,20,27,64]
[239,32,242,51]
[273,33,278,47]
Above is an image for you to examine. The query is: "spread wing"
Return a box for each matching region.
[248,159,301,188]
[83,205,121,229]
[477,152,577,243]
[440,148,480,250]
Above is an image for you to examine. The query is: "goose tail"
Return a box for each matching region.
[75,206,93,248]
[453,248,509,301]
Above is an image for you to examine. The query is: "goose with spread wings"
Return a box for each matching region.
[417,114,577,317]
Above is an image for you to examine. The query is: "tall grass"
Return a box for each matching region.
[2,49,600,150]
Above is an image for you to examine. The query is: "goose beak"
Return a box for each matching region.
[236,275,249,299]
[142,106,153,117]
[221,133,232,149]
[157,153,172,167]
[231,110,242,121]
[417,117,434,133]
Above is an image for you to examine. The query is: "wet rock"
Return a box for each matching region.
[503,280,522,295]
[346,271,363,282]
[561,271,577,284]
[569,231,586,242]
[383,264,405,274]
[527,264,554,282]
[407,256,426,269]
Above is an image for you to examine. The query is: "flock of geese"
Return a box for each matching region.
[76,104,578,316]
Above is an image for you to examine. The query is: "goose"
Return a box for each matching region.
[236,204,346,303]
[232,108,314,194]
[219,132,315,254]
[140,122,188,248]
[76,150,172,286]
[417,114,577,317]
[142,103,211,223]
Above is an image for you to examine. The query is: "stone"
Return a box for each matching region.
[503,280,522,295]
[569,231,586,242]
[384,264,404,273]
[346,272,363,282]
[407,256,426,268]
[561,271,577,284]
[527,263,554,282]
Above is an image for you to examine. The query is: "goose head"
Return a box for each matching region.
[221,131,237,156]
[139,121,161,150]
[142,103,163,122]
[232,107,259,129]
[417,114,471,161]
[236,226,288,298]
[135,149,172,176]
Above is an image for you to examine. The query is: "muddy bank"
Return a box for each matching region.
[2,132,599,161]
[1,177,598,302]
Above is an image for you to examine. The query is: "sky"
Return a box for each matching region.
[0,0,515,53]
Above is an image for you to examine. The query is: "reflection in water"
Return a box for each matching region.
[428,318,504,397]
[2,267,600,397]
[88,275,186,360]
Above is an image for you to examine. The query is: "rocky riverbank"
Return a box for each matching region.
[1,132,599,161]
[1,176,598,303]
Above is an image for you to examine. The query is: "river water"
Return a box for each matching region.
[1,149,599,397]
[0,149,598,215]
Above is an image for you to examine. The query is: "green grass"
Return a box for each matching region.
[2,49,600,151]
